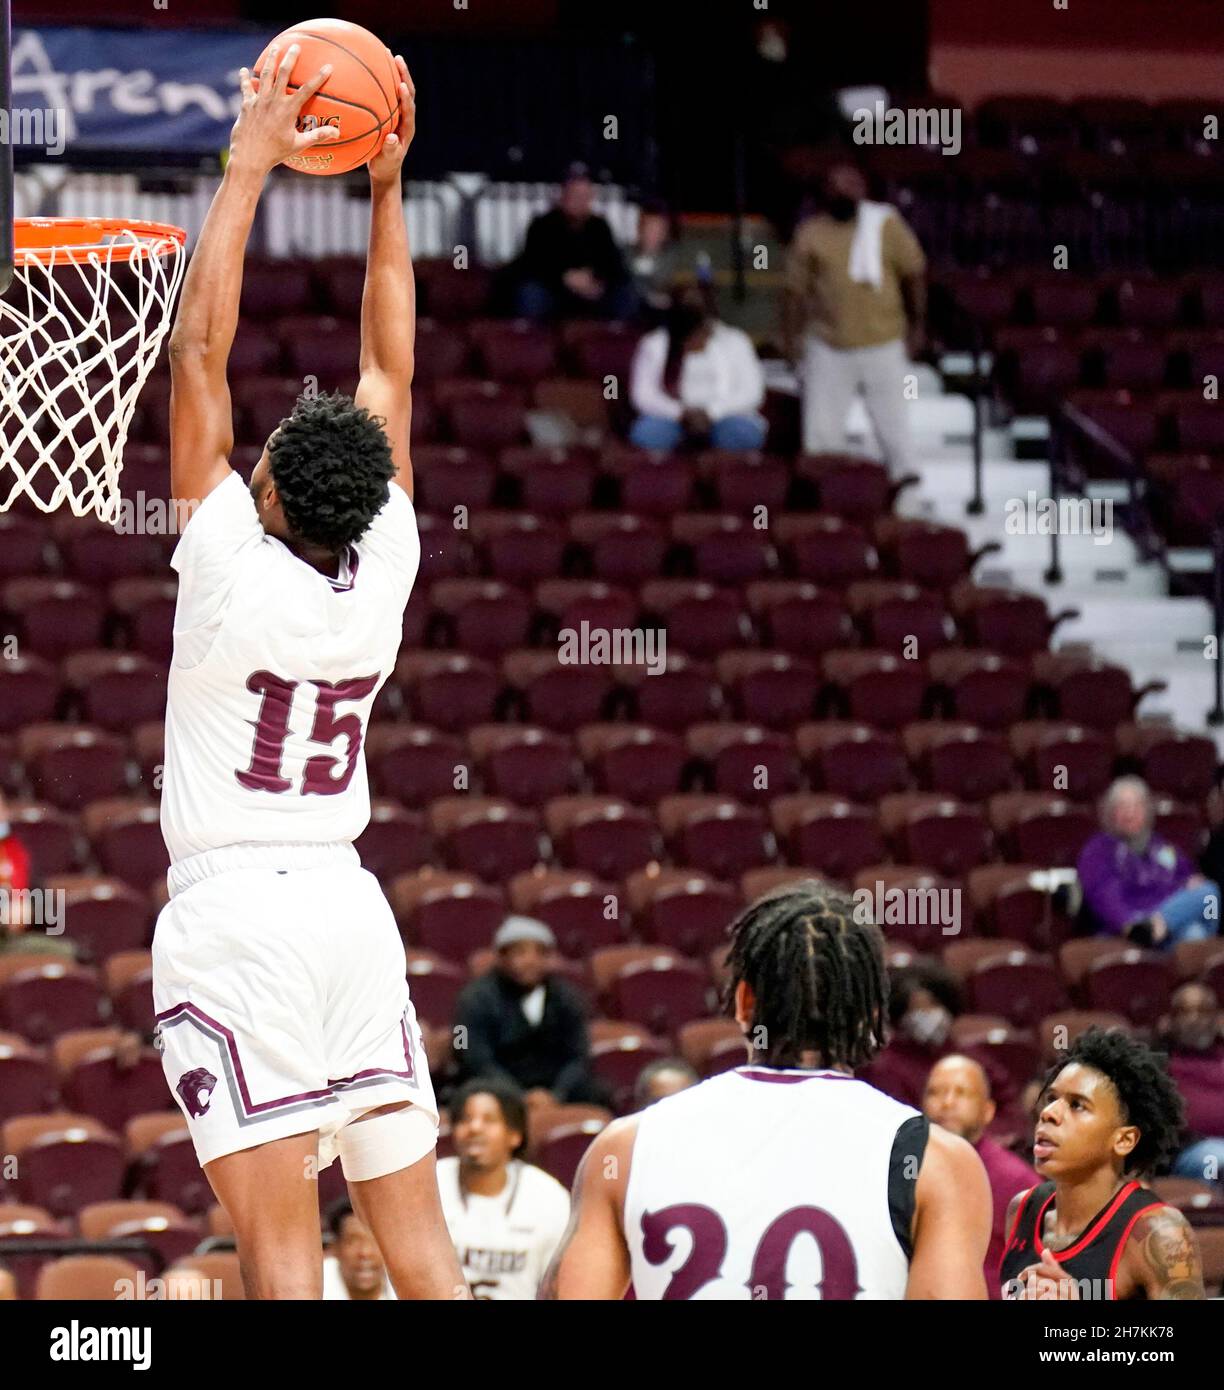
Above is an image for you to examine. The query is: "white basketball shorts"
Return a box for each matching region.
[151,842,437,1170]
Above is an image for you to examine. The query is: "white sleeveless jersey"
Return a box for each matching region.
[160,472,419,864]
[436,1157,571,1300]
[623,1066,927,1300]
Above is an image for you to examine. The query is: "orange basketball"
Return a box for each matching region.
[252,17,398,176]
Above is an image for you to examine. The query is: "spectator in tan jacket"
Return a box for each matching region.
[783,160,927,473]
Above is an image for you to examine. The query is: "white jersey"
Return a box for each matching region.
[437,1156,571,1300]
[624,1065,927,1300]
[161,473,419,864]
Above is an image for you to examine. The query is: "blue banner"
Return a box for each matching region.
[10,26,268,155]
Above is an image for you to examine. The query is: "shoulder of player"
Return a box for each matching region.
[1121,1201,1204,1298]
[575,1115,639,1196]
[917,1123,990,1198]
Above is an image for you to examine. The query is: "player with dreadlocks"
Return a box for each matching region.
[540,879,992,1299]
[1000,1028,1205,1300]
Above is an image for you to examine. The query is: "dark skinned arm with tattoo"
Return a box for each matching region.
[1121,1205,1205,1300]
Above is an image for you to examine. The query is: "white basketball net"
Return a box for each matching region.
[0,222,186,522]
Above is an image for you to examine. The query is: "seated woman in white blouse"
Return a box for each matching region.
[629,283,767,451]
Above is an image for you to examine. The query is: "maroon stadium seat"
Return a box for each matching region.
[771,794,885,881]
[5,802,84,878]
[625,867,740,958]
[967,950,1069,1029]
[0,957,106,1043]
[592,946,712,1036]
[719,650,820,729]
[578,723,688,805]
[389,871,506,962]
[353,801,433,881]
[929,650,1032,730]
[49,873,152,963]
[903,721,1015,802]
[567,512,669,585]
[63,652,166,733]
[642,580,752,659]
[396,652,503,732]
[799,722,911,802]
[82,799,168,892]
[747,580,855,657]
[0,1033,57,1124]
[658,794,775,881]
[508,868,624,956]
[411,445,496,512]
[54,1029,168,1131]
[404,952,467,1029]
[3,578,106,659]
[4,1112,125,1217]
[128,1113,211,1215]
[103,952,156,1038]
[428,796,544,883]
[546,796,661,882]
[431,578,533,656]
[822,650,928,730]
[685,723,801,804]
[1009,720,1115,802]
[469,724,581,805]
[503,650,616,733]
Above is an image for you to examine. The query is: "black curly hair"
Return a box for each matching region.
[449,1077,528,1157]
[724,878,889,1070]
[265,391,396,552]
[1041,1027,1185,1177]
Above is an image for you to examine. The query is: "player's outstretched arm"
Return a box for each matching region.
[906,1124,992,1299]
[1125,1206,1205,1300]
[168,44,336,509]
[355,55,416,498]
[538,1118,635,1300]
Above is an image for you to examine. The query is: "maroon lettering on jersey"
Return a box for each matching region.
[641,1202,861,1300]
[236,670,297,793]
[235,669,379,797]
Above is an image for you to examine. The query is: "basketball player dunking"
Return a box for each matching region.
[1000,1028,1204,1300]
[541,881,993,1299]
[153,44,467,1299]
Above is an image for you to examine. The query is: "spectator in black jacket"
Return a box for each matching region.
[453,916,603,1108]
[513,165,635,322]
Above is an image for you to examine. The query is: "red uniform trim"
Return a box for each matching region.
[1106,1200,1165,1298]
[1003,1184,1036,1252]
[1035,1180,1141,1262]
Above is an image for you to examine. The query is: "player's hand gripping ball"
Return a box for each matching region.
[251,17,401,175]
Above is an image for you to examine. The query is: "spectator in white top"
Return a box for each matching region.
[629,283,767,451]
[437,1079,571,1300]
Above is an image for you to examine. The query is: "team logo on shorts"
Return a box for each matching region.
[176,1067,218,1118]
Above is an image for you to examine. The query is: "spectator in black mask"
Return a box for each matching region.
[629,281,766,451]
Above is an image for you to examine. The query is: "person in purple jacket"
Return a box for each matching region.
[1077,777,1219,948]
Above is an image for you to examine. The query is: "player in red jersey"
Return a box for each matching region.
[1001,1028,1204,1300]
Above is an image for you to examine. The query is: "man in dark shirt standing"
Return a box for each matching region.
[514,165,635,321]
[453,916,603,1107]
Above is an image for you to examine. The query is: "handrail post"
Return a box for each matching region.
[1044,409,1064,586]
[967,314,985,516]
[1209,513,1224,726]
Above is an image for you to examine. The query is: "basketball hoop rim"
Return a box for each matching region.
[12,217,187,265]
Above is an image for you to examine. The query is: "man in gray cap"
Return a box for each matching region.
[452,916,603,1108]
